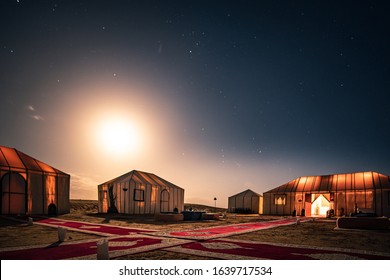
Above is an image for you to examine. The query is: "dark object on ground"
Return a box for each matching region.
[336,217,389,230]
[155,213,184,222]
[232,208,256,214]
[292,210,297,217]
[350,212,377,217]
[326,209,335,218]
[182,211,204,221]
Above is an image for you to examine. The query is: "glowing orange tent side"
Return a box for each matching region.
[263,171,390,217]
[0,146,70,215]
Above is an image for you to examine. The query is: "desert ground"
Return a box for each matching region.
[1,200,389,259]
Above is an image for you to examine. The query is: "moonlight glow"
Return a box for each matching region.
[96,117,139,156]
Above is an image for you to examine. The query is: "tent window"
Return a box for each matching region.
[274,194,286,205]
[134,189,144,201]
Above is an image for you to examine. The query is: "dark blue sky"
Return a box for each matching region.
[1,0,389,205]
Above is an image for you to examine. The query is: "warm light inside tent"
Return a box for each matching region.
[311,194,330,216]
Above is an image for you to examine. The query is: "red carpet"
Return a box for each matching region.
[35,218,156,236]
[166,238,390,260]
[0,235,190,260]
[150,218,308,240]
[2,217,388,260]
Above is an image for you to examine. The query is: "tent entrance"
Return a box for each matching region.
[48,203,57,216]
[160,189,170,212]
[310,194,330,216]
[1,173,27,215]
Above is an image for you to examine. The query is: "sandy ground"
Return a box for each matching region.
[1,200,389,259]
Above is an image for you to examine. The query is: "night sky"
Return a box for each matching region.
[1,0,389,207]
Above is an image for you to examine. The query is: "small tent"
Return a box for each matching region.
[98,170,184,214]
[0,145,70,215]
[228,189,263,214]
[263,171,390,217]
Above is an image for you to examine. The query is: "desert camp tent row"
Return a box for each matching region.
[263,171,390,217]
[0,146,70,215]
[98,170,184,215]
[228,189,263,214]
[2,145,390,218]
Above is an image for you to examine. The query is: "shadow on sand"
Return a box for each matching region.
[45,241,63,248]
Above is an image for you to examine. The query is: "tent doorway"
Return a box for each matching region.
[48,203,57,216]
[311,194,330,216]
[160,189,170,212]
[1,172,27,215]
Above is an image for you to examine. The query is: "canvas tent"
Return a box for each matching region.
[98,170,184,214]
[228,189,263,214]
[0,145,70,215]
[263,171,390,217]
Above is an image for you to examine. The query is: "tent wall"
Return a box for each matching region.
[28,172,44,214]
[1,170,70,215]
[166,185,184,213]
[57,175,70,214]
[1,172,27,215]
[45,174,56,214]
[98,185,108,213]
[263,193,294,216]
[258,196,263,214]
[98,182,185,215]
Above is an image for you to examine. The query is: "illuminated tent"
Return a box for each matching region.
[263,171,390,217]
[0,146,70,215]
[228,189,263,214]
[98,170,185,214]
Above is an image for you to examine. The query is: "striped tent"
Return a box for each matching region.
[98,170,184,214]
[228,189,263,214]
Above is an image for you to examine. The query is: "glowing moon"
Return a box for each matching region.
[96,117,139,156]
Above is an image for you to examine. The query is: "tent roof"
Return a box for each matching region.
[229,189,262,198]
[0,145,69,176]
[264,171,390,194]
[98,170,184,190]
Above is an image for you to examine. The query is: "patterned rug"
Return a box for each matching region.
[165,238,390,260]
[35,218,156,236]
[0,235,190,260]
[148,218,309,240]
